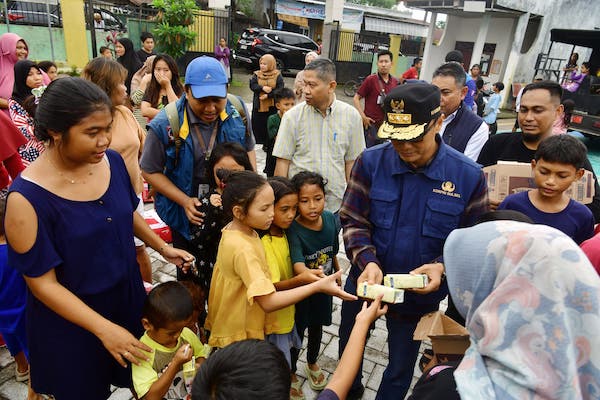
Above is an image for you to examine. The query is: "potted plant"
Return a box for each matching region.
[152,0,198,59]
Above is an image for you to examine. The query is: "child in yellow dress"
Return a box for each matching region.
[205,171,355,349]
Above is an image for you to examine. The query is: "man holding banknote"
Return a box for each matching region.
[338,83,488,400]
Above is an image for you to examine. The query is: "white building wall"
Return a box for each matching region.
[421,14,515,84]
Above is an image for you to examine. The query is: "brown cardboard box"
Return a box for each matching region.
[414,312,470,367]
[483,161,594,204]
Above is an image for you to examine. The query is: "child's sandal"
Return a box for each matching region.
[304,364,327,391]
[290,379,305,400]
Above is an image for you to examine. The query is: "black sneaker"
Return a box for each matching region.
[347,384,365,400]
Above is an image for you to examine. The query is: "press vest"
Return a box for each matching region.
[149,95,247,239]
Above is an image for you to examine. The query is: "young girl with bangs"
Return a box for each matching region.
[205,171,354,350]
[262,176,324,400]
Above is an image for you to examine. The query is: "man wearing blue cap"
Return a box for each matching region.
[338,83,488,399]
[141,56,255,280]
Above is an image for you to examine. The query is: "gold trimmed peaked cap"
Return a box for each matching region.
[377,83,441,141]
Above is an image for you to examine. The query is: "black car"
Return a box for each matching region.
[5,1,126,32]
[233,28,319,71]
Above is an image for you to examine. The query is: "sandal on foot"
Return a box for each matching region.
[304,364,327,391]
[419,348,434,372]
[15,365,29,382]
[290,379,305,400]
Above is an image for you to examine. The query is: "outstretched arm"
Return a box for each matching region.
[255,270,356,313]
[325,296,387,399]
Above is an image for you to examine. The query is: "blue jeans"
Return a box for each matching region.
[338,271,426,399]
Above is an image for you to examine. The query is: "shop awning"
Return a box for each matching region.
[277,13,309,27]
[364,16,427,37]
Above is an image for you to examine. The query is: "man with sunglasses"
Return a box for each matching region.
[337,84,488,400]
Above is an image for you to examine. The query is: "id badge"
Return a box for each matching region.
[377,94,383,105]
[198,184,210,197]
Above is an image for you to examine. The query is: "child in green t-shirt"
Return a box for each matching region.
[265,88,295,177]
[287,171,341,393]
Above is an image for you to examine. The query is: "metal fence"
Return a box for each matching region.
[329,26,389,63]
[1,0,257,62]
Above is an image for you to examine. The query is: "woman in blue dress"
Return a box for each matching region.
[4,77,195,400]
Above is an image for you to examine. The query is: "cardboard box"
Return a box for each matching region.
[414,312,470,366]
[384,274,428,289]
[483,161,594,204]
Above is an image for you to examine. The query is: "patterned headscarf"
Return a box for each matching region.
[444,221,600,400]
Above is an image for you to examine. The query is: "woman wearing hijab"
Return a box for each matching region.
[294,51,318,101]
[249,54,284,145]
[0,33,29,116]
[9,60,46,166]
[115,37,142,95]
[439,221,600,400]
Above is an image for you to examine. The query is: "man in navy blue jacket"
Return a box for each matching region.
[338,84,488,400]
[432,62,489,161]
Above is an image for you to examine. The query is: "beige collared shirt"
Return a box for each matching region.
[273,97,365,212]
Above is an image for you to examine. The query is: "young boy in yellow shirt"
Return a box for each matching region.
[132,282,208,400]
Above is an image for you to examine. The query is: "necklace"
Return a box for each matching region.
[46,153,96,184]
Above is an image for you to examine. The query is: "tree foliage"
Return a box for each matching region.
[234,0,255,18]
[152,0,198,59]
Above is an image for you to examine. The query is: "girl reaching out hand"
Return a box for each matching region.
[287,171,341,393]
[262,177,324,400]
[205,171,355,350]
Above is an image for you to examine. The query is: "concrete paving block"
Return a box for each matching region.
[363,346,388,367]
[158,262,177,276]
[366,328,388,353]
[322,322,339,336]
[322,337,339,360]
[0,349,13,369]
[375,316,387,330]
[366,363,386,391]
[0,380,28,400]
[362,358,375,376]
[321,331,332,345]
[331,308,342,325]
[153,270,176,283]
[363,386,378,400]
[108,386,134,400]
[318,355,337,374]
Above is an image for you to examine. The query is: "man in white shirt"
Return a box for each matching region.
[273,58,365,213]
